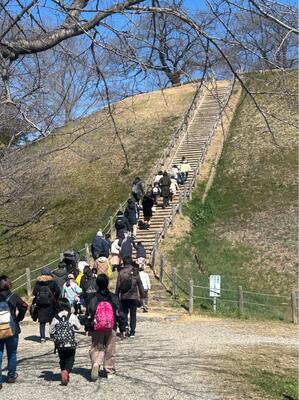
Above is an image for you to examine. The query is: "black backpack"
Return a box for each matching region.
[119,269,133,293]
[53,313,77,351]
[36,286,54,306]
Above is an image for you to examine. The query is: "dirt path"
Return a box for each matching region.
[1,315,297,400]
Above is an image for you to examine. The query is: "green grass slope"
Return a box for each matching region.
[167,70,298,321]
[1,84,197,277]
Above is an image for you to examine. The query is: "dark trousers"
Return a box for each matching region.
[0,335,19,384]
[121,300,137,335]
[162,195,169,208]
[58,348,76,372]
[39,322,47,339]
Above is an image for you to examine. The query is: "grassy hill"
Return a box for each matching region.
[166,70,298,321]
[0,83,197,277]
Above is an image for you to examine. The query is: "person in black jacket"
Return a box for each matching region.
[114,211,130,239]
[52,261,68,291]
[91,231,110,259]
[124,199,139,237]
[142,191,154,225]
[85,274,125,381]
[0,275,28,389]
[159,171,171,209]
[133,242,146,268]
[32,267,60,343]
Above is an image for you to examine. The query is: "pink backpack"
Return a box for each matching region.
[94,301,115,332]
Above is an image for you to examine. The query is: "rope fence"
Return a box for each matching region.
[156,254,298,324]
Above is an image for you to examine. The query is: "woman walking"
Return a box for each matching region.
[141,191,154,226]
[32,267,60,342]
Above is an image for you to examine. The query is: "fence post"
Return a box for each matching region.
[109,216,114,237]
[85,243,90,262]
[189,279,193,315]
[152,232,160,269]
[189,185,192,201]
[238,286,244,314]
[159,255,164,282]
[26,268,31,296]
[172,268,177,298]
[171,204,176,224]
[178,193,182,214]
[291,291,298,324]
[163,218,167,239]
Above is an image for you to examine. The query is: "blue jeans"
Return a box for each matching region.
[0,335,19,384]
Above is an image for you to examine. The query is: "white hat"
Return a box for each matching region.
[96,230,103,237]
[78,261,89,273]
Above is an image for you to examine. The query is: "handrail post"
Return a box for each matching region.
[26,268,31,296]
[178,193,183,214]
[163,218,167,239]
[85,243,91,263]
[238,286,244,314]
[189,279,194,315]
[291,291,298,324]
[171,204,176,224]
[159,255,164,282]
[109,216,114,237]
[172,267,177,298]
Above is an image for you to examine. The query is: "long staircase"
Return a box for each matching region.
[135,81,231,315]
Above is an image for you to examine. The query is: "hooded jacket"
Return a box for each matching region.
[0,289,28,335]
[91,235,110,258]
[32,275,60,323]
[52,267,68,291]
[116,264,145,301]
[115,214,130,239]
[124,202,138,225]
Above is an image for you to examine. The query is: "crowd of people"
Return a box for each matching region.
[0,156,192,389]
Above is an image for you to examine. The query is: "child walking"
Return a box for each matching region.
[61,274,83,315]
[49,298,81,385]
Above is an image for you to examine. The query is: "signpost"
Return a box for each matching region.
[209,275,221,312]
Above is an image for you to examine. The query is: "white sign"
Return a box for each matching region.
[209,275,221,297]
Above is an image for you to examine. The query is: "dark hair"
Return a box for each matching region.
[128,198,132,204]
[96,274,109,291]
[158,170,163,175]
[79,256,87,262]
[137,241,142,246]
[91,268,97,275]
[0,275,11,291]
[117,210,123,216]
[58,261,67,269]
[163,171,168,176]
[123,256,132,265]
[57,298,71,312]
[105,233,111,240]
[83,265,91,275]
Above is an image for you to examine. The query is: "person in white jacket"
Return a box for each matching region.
[139,267,151,312]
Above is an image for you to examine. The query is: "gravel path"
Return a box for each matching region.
[0,315,297,400]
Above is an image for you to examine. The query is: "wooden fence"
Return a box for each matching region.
[157,255,298,324]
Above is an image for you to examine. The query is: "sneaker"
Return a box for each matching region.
[61,370,69,386]
[40,338,46,343]
[91,363,100,382]
[7,373,18,384]
[129,333,135,338]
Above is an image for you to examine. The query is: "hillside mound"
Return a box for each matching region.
[165,70,298,321]
[0,83,197,276]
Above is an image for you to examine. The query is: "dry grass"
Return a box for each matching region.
[0,83,197,276]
